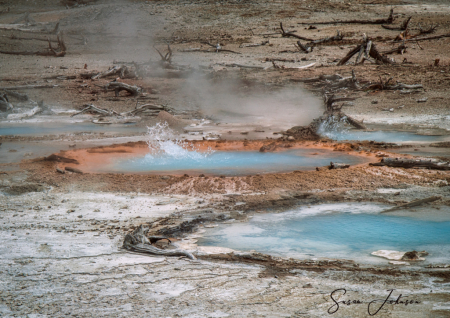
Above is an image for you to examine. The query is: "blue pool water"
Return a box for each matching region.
[0,122,145,136]
[198,203,450,263]
[322,130,448,143]
[106,149,368,175]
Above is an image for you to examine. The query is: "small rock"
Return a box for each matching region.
[69,144,76,148]
[389,108,394,112]
[371,100,378,104]
[93,209,100,212]
[287,136,295,141]
[77,215,83,218]
[302,283,313,288]
[56,168,65,174]
[417,97,428,103]
[66,209,75,213]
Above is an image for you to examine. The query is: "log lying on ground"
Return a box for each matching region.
[363,77,423,91]
[380,196,441,213]
[370,157,450,170]
[239,40,269,48]
[329,162,350,169]
[0,84,59,90]
[123,225,196,260]
[7,106,41,120]
[122,103,167,116]
[107,82,142,97]
[71,104,119,117]
[297,8,394,25]
[0,90,28,101]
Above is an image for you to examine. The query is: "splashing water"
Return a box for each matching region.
[145,122,213,160]
[317,115,350,139]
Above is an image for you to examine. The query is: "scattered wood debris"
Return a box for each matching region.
[123,225,196,260]
[297,8,394,25]
[370,157,450,170]
[337,34,393,65]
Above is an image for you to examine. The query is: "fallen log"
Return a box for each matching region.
[329,162,350,169]
[239,40,269,48]
[370,157,450,170]
[0,84,59,90]
[297,8,394,25]
[123,225,196,260]
[216,63,268,69]
[123,103,166,116]
[71,104,118,117]
[107,81,142,97]
[380,196,441,213]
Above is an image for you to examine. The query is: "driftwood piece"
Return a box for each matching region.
[123,225,196,260]
[295,40,313,53]
[329,162,350,169]
[272,61,316,70]
[370,157,450,170]
[337,37,393,65]
[380,196,441,213]
[71,104,118,117]
[363,77,422,91]
[201,41,242,54]
[239,41,269,48]
[297,8,394,25]
[123,103,166,116]
[310,30,343,44]
[107,82,142,97]
[216,63,267,69]
[280,22,314,41]
[91,66,121,80]
[0,84,58,90]
[382,16,412,31]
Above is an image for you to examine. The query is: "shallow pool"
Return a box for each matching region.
[322,130,449,143]
[0,122,146,136]
[197,203,450,264]
[104,148,368,176]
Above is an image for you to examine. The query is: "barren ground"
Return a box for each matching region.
[1,0,450,317]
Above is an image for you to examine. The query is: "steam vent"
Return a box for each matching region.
[1,1,450,317]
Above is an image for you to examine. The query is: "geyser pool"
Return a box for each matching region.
[105,149,367,176]
[197,203,450,264]
[96,122,368,175]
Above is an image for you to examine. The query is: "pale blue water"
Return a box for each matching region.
[198,203,450,264]
[323,130,448,143]
[106,149,368,175]
[0,122,145,136]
